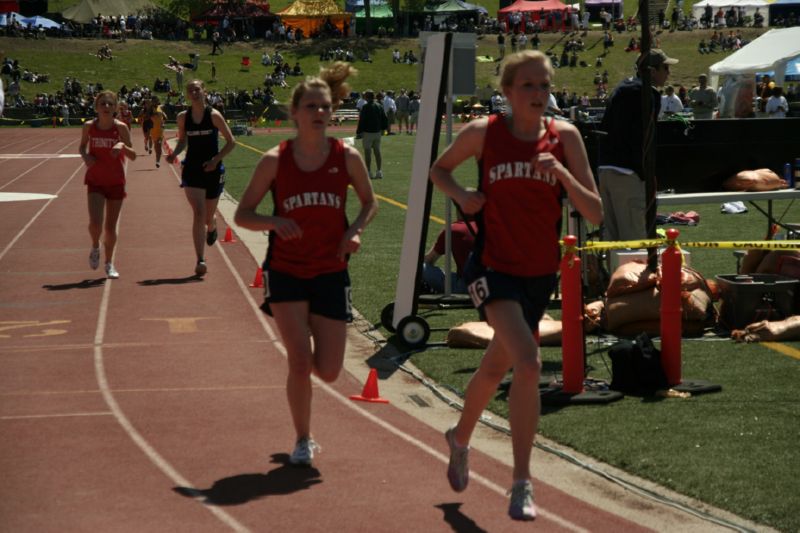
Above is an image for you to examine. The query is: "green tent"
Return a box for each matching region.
[353,3,394,33]
[354,4,393,17]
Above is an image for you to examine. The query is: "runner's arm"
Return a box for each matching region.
[166,112,186,163]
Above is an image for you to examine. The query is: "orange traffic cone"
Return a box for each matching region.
[222,227,237,243]
[249,267,264,288]
[350,368,389,403]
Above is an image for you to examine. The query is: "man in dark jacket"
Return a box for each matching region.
[597,48,677,241]
[356,90,388,179]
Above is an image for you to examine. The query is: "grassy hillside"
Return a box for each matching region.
[1,26,765,111]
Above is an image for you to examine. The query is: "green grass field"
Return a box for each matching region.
[227,131,799,532]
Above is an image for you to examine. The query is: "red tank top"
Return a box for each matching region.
[477,114,565,277]
[84,120,126,187]
[266,138,350,278]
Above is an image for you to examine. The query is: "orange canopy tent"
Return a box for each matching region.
[278,0,352,36]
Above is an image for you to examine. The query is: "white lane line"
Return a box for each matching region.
[213,239,589,533]
[0,139,77,190]
[93,271,250,533]
[0,138,52,158]
[0,154,82,159]
[0,162,83,262]
[90,177,250,533]
[0,192,58,202]
[1,411,112,420]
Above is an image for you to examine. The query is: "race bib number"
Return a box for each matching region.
[344,286,353,316]
[468,276,490,308]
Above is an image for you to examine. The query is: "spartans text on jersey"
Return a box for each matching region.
[283,191,343,212]
[488,161,557,186]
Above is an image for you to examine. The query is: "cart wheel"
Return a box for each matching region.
[380,303,396,333]
[397,316,430,348]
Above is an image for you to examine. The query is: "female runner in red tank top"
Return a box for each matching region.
[430,51,603,521]
[235,63,377,466]
[79,90,137,279]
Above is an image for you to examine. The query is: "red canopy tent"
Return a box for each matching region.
[0,0,19,13]
[498,0,574,31]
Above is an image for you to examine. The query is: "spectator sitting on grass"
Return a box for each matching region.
[97,44,113,61]
[292,62,303,76]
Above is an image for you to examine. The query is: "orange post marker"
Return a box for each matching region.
[560,235,584,394]
[660,228,683,386]
[350,368,389,403]
[249,267,264,288]
[222,227,237,243]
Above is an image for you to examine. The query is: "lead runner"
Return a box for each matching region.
[430,50,603,520]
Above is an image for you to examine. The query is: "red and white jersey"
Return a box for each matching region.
[266,138,350,278]
[84,120,126,187]
[477,114,565,277]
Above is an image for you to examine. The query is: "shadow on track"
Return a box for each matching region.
[173,453,322,506]
[43,278,106,291]
[435,503,489,533]
[137,275,204,286]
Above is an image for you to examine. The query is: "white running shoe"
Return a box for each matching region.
[445,427,469,492]
[375,170,383,179]
[105,262,120,279]
[289,437,320,466]
[89,248,100,270]
[508,480,537,521]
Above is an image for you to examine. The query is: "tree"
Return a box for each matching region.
[167,0,215,20]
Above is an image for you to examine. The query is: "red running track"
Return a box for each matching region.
[0,127,665,532]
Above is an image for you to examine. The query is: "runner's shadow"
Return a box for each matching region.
[137,275,204,286]
[43,278,106,291]
[435,503,488,533]
[172,453,322,506]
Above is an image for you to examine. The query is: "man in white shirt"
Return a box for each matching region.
[382,91,396,134]
[765,86,788,118]
[659,85,683,118]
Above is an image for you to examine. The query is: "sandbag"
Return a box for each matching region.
[731,316,800,342]
[723,168,787,192]
[606,287,711,331]
[610,319,708,338]
[446,317,564,348]
[606,261,657,297]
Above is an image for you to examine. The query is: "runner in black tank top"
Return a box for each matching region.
[166,80,235,276]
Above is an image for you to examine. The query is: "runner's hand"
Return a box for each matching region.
[337,230,361,261]
[456,188,485,215]
[272,217,303,240]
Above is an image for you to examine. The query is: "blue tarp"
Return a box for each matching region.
[20,15,61,29]
[758,56,800,81]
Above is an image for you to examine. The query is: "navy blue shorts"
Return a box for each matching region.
[180,161,225,199]
[260,268,353,322]
[466,261,557,330]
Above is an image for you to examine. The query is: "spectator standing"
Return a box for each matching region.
[765,86,788,118]
[395,88,410,134]
[598,49,677,241]
[382,91,396,134]
[211,31,223,55]
[408,91,420,133]
[688,74,717,119]
[659,85,684,117]
[356,90,387,179]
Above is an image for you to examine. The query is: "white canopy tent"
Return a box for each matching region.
[708,26,800,88]
[692,0,768,25]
